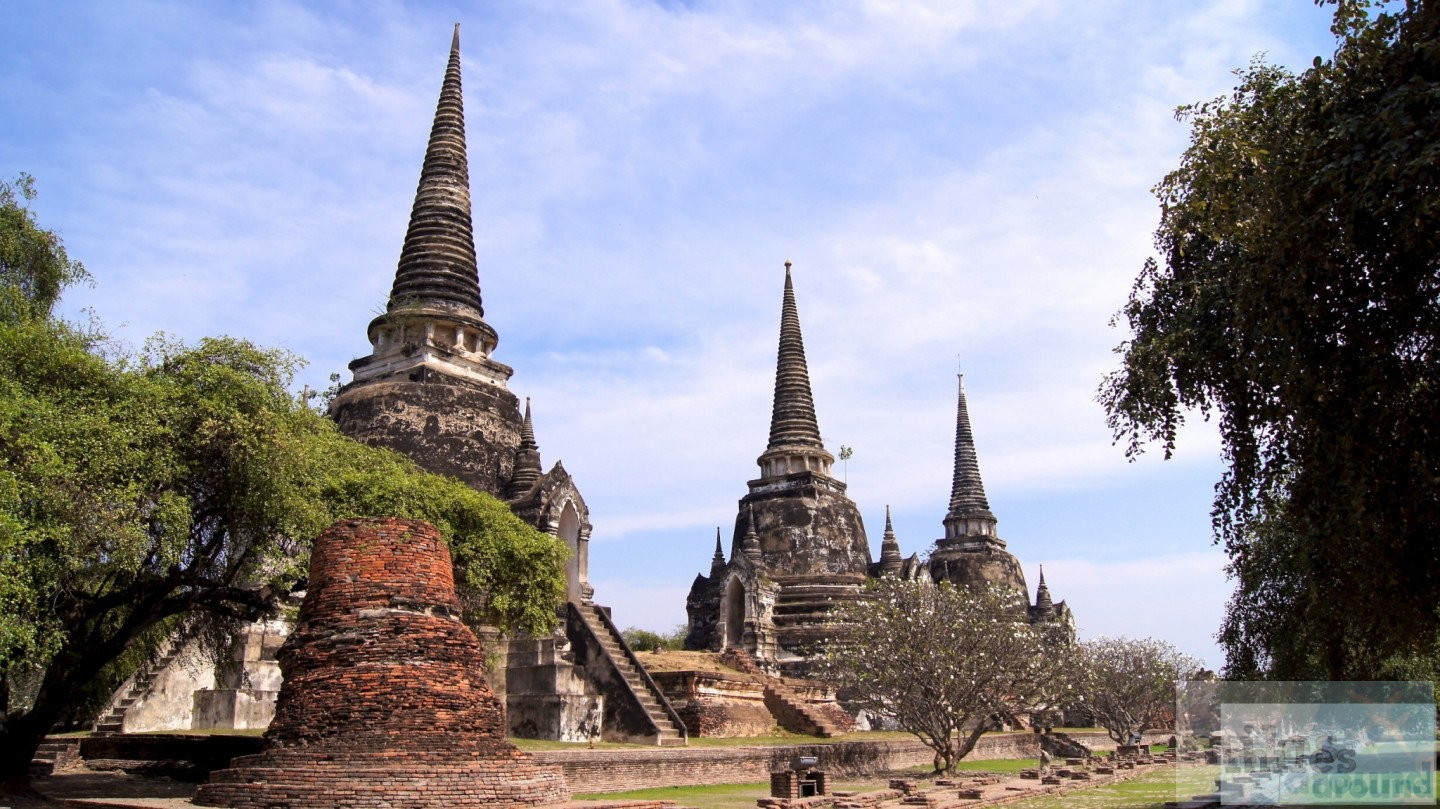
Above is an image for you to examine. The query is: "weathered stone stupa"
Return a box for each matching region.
[195,518,569,808]
[329,25,593,593]
[685,263,872,672]
[927,373,1029,596]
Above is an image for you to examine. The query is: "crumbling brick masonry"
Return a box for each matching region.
[194,517,569,808]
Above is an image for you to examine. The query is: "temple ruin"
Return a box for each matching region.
[683,264,873,673]
[194,518,569,808]
[92,24,1075,746]
[683,278,1074,676]
[94,24,682,748]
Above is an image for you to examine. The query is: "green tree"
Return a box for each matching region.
[622,625,687,652]
[0,179,567,790]
[1100,1,1440,679]
[819,579,1069,774]
[0,174,89,320]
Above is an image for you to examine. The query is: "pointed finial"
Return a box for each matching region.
[519,397,538,450]
[388,25,484,316]
[710,526,726,576]
[761,260,828,458]
[1034,564,1053,610]
[508,395,543,496]
[879,504,902,575]
[943,368,997,540]
[741,507,762,561]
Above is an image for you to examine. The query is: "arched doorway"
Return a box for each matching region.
[725,577,746,648]
[558,501,581,603]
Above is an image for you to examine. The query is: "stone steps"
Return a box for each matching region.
[29,737,83,776]
[718,646,851,737]
[92,640,189,734]
[576,604,685,745]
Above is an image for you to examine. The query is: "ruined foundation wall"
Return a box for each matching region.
[652,670,776,737]
[540,732,1171,793]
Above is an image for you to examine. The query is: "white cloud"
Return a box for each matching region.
[9,0,1341,673]
[1039,552,1232,668]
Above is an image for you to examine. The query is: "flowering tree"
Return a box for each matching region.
[1071,636,1202,744]
[821,579,1070,774]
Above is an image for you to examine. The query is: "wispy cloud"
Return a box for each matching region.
[3,0,1337,665]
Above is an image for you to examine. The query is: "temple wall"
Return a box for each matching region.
[330,377,522,498]
[536,732,1171,793]
[651,670,775,737]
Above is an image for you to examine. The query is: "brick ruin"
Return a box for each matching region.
[194,517,569,808]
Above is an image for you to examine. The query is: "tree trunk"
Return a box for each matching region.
[0,705,57,794]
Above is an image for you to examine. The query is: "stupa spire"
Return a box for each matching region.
[755,262,835,481]
[1035,565,1053,611]
[508,397,542,496]
[879,504,903,575]
[741,507,762,562]
[389,23,483,316]
[943,372,999,543]
[710,527,726,578]
[351,25,512,390]
[519,397,538,450]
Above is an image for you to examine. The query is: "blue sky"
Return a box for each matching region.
[2,1,1342,667]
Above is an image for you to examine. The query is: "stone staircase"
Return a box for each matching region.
[29,736,83,776]
[719,646,854,737]
[93,635,190,734]
[571,602,687,747]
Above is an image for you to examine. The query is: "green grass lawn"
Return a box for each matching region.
[907,757,1039,775]
[574,781,775,809]
[574,777,903,809]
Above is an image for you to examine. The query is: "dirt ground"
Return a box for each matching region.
[8,765,199,808]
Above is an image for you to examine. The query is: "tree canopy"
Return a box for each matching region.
[1070,636,1202,745]
[0,174,89,321]
[1099,1,1440,679]
[820,579,1069,774]
[0,174,567,787]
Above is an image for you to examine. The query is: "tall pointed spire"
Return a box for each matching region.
[351,25,512,390]
[943,372,1000,544]
[508,397,542,496]
[390,23,483,316]
[756,262,835,481]
[519,397,538,450]
[710,527,726,578]
[879,504,903,575]
[1034,565,1053,611]
[741,507,762,562]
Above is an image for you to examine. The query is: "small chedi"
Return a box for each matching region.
[194,518,569,809]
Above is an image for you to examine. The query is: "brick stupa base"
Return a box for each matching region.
[195,518,569,808]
